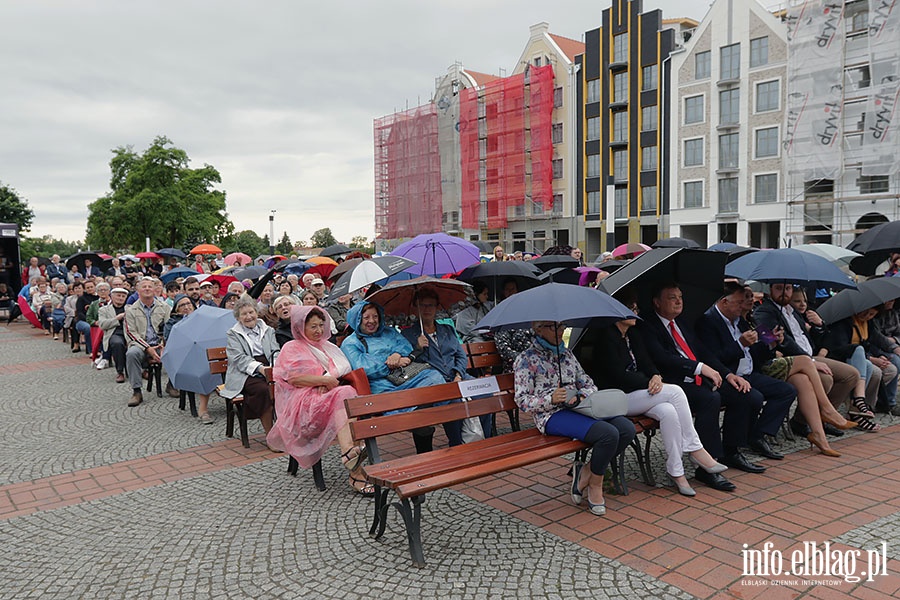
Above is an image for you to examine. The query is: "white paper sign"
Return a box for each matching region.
[457,376,500,399]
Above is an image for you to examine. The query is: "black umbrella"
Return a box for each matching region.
[65,251,108,271]
[531,255,580,272]
[469,240,496,253]
[593,259,630,272]
[539,267,580,285]
[600,248,728,325]
[652,237,702,249]
[847,222,900,275]
[319,244,351,258]
[457,260,543,303]
[155,248,187,260]
[817,277,900,325]
[708,242,758,262]
[230,265,269,281]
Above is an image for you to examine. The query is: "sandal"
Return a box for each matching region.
[341,445,368,471]
[855,416,881,432]
[849,397,874,419]
[350,474,375,497]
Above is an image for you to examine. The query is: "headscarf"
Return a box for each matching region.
[288,304,351,376]
[172,293,192,310]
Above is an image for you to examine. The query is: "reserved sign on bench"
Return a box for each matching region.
[457,376,500,399]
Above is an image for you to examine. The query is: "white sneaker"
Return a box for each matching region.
[95,359,109,370]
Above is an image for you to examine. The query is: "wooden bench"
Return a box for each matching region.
[346,373,590,567]
[463,340,520,433]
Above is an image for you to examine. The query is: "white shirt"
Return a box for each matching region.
[781,304,814,356]
[656,313,704,380]
[716,306,753,375]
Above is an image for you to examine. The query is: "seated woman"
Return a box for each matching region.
[219,291,240,311]
[402,288,492,439]
[342,300,463,453]
[514,320,636,517]
[298,290,319,307]
[266,305,372,496]
[454,281,493,343]
[220,295,280,439]
[271,294,299,347]
[820,306,897,431]
[163,294,215,424]
[588,305,727,496]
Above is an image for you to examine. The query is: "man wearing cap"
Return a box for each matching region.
[198,280,218,307]
[123,278,171,406]
[309,278,327,304]
[98,287,131,382]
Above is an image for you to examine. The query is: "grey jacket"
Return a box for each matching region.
[97,302,127,351]
[220,321,280,399]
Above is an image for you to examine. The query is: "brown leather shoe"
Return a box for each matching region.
[115,373,125,384]
[127,392,143,407]
[166,382,180,398]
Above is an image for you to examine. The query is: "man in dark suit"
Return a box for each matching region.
[82,258,101,279]
[695,282,796,463]
[641,283,751,491]
[752,282,859,431]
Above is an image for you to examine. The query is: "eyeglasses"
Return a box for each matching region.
[536,323,567,331]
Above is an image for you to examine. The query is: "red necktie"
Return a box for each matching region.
[669,321,702,386]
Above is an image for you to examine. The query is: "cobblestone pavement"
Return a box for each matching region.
[2,320,900,599]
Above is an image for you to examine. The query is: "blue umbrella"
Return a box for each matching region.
[162,305,235,394]
[475,283,636,331]
[161,267,199,284]
[282,261,314,276]
[725,248,857,289]
[156,248,187,260]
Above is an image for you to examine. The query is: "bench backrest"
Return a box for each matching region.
[207,346,228,376]
[346,373,515,443]
[464,341,502,371]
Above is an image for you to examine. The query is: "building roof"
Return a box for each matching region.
[662,17,700,27]
[548,33,585,61]
[462,69,500,87]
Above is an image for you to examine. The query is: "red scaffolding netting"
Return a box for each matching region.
[459,64,555,229]
[373,104,442,240]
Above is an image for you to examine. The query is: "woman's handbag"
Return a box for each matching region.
[385,359,430,386]
[569,389,628,420]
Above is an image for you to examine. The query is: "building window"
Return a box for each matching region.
[587,191,601,215]
[750,37,768,68]
[553,86,563,107]
[849,9,868,33]
[587,154,601,178]
[552,123,563,144]
[695,51,711,79]
[754,174,778,203]
[719,133,739,169]
[755,127,779,158]
[613,111,628,142]
[642,185,658,211]
[533,56,542,66]
[586,117,600,141]
[613,34,628,63]
[685,95,704,124]
[860,175,890,194]
[756,80,779,112]
[684,181,703,208]
[718,177,739,212]
[684,138,704,167]
[613,72,628,103]
[844,65,871,91]
[552,158,563,179]
[586,79,600,103]
[719,88,739,124]
[642,64,658,91]
[615,187,628,218]
[552,193,563,214]
[641,146,658,171]
[613,150,627,181]
[641,106,657,131]
[720,43,740,80]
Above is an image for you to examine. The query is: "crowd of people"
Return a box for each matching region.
[8,245,898,516]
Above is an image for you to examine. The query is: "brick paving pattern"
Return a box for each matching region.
[2,320,899,598]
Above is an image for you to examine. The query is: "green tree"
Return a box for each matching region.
[224,230,268,258]
[351,235,374,254]
[0,181,35,231]
[310,227,337,248]
[19,235,82,261]
[85,136,233,250]
[276,231,292,254]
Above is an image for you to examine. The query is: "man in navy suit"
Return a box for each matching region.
[641,283,753,491]
[82,258,101,279]
[695,282,796,463]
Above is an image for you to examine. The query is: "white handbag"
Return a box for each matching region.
[569,389,628,420]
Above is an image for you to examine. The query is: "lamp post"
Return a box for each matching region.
[269,210,276,255]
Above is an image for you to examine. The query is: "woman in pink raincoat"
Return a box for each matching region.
[266,304,373,496]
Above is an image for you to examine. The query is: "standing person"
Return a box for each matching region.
[123,278,172,407]
[515,320,635,516]
[219,295,280,438]
[98,287,130,382]
[22,256,45,285]
[266,305,372,495]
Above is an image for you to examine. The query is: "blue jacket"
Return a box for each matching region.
[343,300,415,393]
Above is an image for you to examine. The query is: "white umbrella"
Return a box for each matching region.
[793,244,861,268]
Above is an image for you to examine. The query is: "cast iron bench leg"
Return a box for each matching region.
[235,403,250,448]
[312,460,325,491]
[287,456,298,476]
[225,398,235,438]
[395,497,426,568]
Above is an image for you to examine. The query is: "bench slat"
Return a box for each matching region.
[393,438,588,499]
[365,430,582,487]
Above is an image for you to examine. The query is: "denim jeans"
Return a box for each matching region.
[75,320,92,354]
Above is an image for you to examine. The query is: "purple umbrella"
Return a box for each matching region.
[575,266,602,287]
[390,233,481,276]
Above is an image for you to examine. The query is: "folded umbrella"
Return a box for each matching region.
[162,305,235,394]
[329,256,418,298]
[391,232,481,276]
[726,248,857,290]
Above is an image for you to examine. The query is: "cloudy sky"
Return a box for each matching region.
[0,0,716,247]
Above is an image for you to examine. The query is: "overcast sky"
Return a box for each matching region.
[0,0,718,247]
